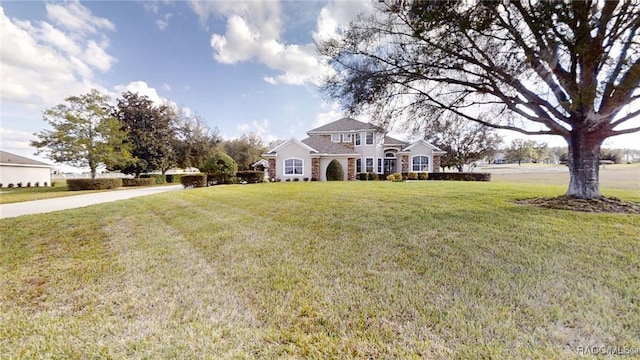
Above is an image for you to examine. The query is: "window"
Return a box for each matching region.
[355,133,361,146]
[342,133,352,142]
[331,134,340,143]
[365,132,374,145]
[284,158,303,175]
[377,158,382,173]
[356,158,362,173]
[365,157,374,172]
[412,156,429,172]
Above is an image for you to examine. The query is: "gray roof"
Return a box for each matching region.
[301,136,357,154]
[307,118,383,133]
[0,150,53,167]
[383,135,408,147]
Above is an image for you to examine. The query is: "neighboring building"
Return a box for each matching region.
[262,118,446,181]
[0,150,53,186]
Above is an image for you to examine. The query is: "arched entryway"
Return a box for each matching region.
[384,152,397,175]
[325,159,344,181]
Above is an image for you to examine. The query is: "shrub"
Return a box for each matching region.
[293,177,300,182]
[181,174,207,188]
[357,173,368,181]
[326,159,344,181]
[141,174,166,184]
[236,170,265,184]
[428,172,491,181]
[418,172,429,180]
[67,178,122,191]
[367,171,378,181]
[165,174,183,183]
[17,182,22,188]
[122,178,154,187]
[26,182,31,187]
[408,172,418,180]
[44,182,48,187]
[386,173,403,182]
[0,183,3,188]
[34,182,40,187]
[8,183,14,188]
[202,152,238,184]
[303,177,309,181]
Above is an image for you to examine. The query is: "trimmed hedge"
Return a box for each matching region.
[326,160,344,181]
[67,178,122,191]
[165,174,183,183]
[428,172,491,181]
[181,173,207,188]
[386,173,403,182]
[236,170,265,183]
[122,178,153,187]
[141,174,166,184]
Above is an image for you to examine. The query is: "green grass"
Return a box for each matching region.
[1,181,639,358]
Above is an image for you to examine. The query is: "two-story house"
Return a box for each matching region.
[263,118,446,181]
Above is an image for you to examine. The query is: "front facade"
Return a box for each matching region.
[263,118,446,181]
[0,150,53,186]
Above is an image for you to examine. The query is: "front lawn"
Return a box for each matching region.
[1,181,638,358]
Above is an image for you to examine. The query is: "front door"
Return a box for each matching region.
[384,159,396,174]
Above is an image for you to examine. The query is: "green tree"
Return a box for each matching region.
[319,1,640,199]
[173,110,220,170]
[31,89,131,179]
[415,113,502,172]
[505,139,535,165]
[115,92,176,177]
[201,152,238,184]
[222,133,267,170]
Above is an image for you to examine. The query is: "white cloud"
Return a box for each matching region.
[0,3,116,108]
[195,0,374,86]
[313,102,344,128]
[114,81,164,105]
[162,83,172,91]
[156,13,172,31]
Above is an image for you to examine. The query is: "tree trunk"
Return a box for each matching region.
[565,131,602,199]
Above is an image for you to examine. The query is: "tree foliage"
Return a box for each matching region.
[319,0,640,199]
[326,159,345,181]
[201,152,238,184]
[222,133,267,170]
[115,92,176,176]
[31,89,131,179]
[413,113,502,171]
[173,110,220,170]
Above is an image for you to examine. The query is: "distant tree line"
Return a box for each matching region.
[32,89,277,178]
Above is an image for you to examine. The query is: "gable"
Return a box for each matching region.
[307,118,383,134]
[0,150,53,168]
[265,138,317,156]
[401,140,446,155]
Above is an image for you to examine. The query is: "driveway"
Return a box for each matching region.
[0,185,184,219]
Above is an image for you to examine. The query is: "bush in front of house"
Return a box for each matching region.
[428,172,491,181]
[122,178,154,187]
[236,170,265,183]
[181,173,207,188]
[141,174,166,184]
[386,173,403,182]
[67,178,122,191]
[326,159,344,181]
[202,152,238,184]
[418,172,429,180]
[367,171,378,181]
[408,172,418,180]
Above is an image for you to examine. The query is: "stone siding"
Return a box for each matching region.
[432,155,441,173]
[268,158,276,179]
[347,158,356,180]
[312,158,320,180]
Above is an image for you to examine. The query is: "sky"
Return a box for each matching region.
[1,0,638,169]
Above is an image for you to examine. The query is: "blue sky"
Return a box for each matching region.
[1,0,638,168]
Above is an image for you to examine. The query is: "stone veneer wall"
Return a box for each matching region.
[401,155,409,174]
[268,158,276,179]
[347,158,356,180]
[312,158,320,180]
[432,156,441,173]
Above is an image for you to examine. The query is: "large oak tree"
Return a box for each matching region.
[319,0,639,199]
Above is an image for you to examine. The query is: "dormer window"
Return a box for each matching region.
[331,134,340,143]
[355,133,361,146]
[343,133,352,142]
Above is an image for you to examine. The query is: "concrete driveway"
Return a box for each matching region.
[0,185,184,219]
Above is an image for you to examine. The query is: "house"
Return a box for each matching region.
[0,150,53,186]
[262,118,446,181]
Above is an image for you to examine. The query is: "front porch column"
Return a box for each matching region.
[268,158,276,179]
[432,155,441,173]
[401,155,409,174]
[347,158,356,180]
[311,158,320,180]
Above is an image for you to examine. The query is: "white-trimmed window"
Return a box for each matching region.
[356,158,362,173]
[365,157,374,172]
[343,133,352,142]
[284,158,303,175]
[355,133,361,146]
[377,158,382,173]
[331,134,340,143]
[365,132,374,145]
[412,155,429,172]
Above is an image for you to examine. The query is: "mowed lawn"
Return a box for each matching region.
[1,181,639,359]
